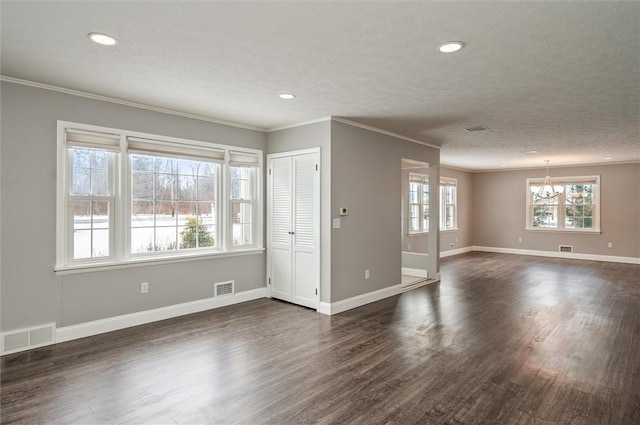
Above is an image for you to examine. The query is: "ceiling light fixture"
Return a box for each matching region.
[279,93,295,100]
[88,32,118,46]
[531,160,564,199]
[603,157,613,160]
[437,41,464,53]
[524,150,539,154]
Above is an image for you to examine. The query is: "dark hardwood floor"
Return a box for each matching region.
[2,252,639,424]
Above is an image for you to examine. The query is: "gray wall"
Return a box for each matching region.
[330,121,439,302]
[266,121,332,302]
[1,82,267,331]
[472,163,640,257]
[440,166,473,253]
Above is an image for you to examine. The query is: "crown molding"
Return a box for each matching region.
[331,117,440,149]
[267,117,332,132]
[0,76,266,132]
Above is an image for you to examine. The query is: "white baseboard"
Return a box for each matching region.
[56,287,267,343]
[440,246,473,258]
[318,284,402,316]
[401,267,428,278]
[473,246,640,265]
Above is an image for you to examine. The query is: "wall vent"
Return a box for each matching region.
[215,281,235,297]
[559,245,573,253]
[1,323,56,356]
[464,125,489,132]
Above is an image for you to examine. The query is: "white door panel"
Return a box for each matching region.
[268,150,319,309]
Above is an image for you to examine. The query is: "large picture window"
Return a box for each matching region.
[57,122,262,271]
[130,154,219,254]
[526,176,600,232]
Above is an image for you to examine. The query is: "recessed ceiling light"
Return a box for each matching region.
[524,150,539,154]
[437,41,464,53]
[603,157,613,160]
[500,164,507,167]
[88,32,118,46]
[279,93,296,100]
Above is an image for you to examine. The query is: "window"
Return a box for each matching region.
[526,176,600,232]
[440,177,457,230]
[229,151,259,248]
[408,173,429,233]
[57,122,262,270]
[129,154,219,254]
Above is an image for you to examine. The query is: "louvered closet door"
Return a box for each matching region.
[291,153,318,308]
[268,150,319,309]
[269,156,293,302]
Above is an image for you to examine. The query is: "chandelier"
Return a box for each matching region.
[531,160,564,199]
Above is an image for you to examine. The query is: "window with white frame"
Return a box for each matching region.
[440,177,457,230]
[408,173,429,233]
[57,122,262,270]
[229,151,259,247]
[526,176,600,232]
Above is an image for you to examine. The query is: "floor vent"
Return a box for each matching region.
[559,245,573,253]
[215,281,234,297]
[2,323,56,356]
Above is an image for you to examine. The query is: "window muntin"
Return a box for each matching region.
[130,154,219,254]
[526,176,600,232]
[68,147,115,261]
[440,178,457,230]
[57,122,262,270]
[230,165,257,248]
[408,173,429,234]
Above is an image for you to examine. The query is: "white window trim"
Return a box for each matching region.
[408,172,429,235]
[525,175,601,233]
[56,121,263,272]
[228,163,261,250]
[439,177,457,231]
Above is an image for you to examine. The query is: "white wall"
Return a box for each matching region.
[1,82,267,331]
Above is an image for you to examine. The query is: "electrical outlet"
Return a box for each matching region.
[140,282,149,294]
[365,269,370,279]
[518,237,523,243]
[608,242,613,248]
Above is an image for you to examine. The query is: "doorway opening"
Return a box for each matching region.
[401,159,438,291]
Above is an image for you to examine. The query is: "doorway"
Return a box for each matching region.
[401,159,438,290]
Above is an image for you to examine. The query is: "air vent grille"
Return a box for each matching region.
[559,245,573,253]
[2,323,56,355]
[215,281,234,297]
[464,125,489,132]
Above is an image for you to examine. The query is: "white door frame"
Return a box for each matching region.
[267,147,321,310]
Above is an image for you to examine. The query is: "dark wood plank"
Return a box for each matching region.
[2,252,639,424]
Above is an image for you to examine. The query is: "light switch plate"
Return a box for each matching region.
[332,218,341,229]
[339,207,348,216]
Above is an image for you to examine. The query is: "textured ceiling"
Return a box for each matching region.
[1,1,638,170]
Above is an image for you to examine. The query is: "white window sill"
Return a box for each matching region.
[440,228,459,233]
[407,231,429,236]
[55,248,265,275]
[525,228,601,235]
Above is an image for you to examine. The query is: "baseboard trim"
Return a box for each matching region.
[56,287,267,343]
[440,246,473,258]
[317,284,403,316]
[401,267,428,278]
[472,246,640,264]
